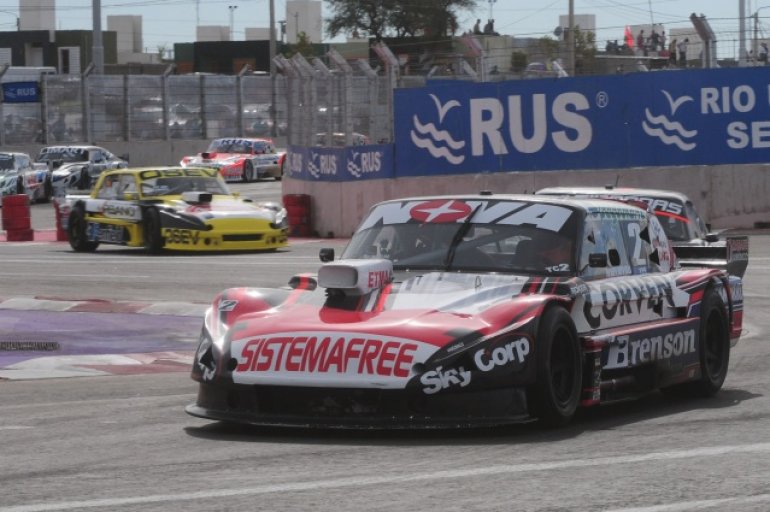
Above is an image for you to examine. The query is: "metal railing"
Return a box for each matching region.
[0,59,397,148]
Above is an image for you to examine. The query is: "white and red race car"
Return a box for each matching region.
[180,137,285,182]
[536,186,749,278]
[186,194,744,429]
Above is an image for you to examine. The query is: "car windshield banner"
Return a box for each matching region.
[286,144,394,181]
[394,67,770,176]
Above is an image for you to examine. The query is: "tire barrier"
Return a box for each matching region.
[1,194,34,242]
[283,193,313,237]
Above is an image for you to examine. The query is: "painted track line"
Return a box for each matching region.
[2,442,770,512]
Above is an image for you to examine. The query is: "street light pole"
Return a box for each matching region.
[270,0,277,137]
[228,5,238,41]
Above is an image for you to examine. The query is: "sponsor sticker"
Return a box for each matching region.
[231,331,437,388]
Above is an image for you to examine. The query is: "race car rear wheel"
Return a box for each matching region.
[143,207,164,254]
[528,306,582,427]
[67,205,99,252]
[242,160,254,183]
[663,286,730,398]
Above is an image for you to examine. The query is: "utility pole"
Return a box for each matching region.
[92,0,104,74]
[567,0,575,76]
[740,0,747,65]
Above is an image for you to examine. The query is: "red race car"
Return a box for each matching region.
[186,194,744,429]
[181,137,285,182]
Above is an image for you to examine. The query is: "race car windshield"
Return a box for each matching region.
[343,221,576,276]
[140,176,229,196]
[207,139,252,154]
[653,210,691,241]
[0,156,15,171]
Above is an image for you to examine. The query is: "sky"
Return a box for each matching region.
[0,0,762,59]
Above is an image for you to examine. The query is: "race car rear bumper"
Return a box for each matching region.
[185,381,532,429]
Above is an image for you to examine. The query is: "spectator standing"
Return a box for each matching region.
[668,38,677,66]
[473,19,481,35]
[760,42,769,65]
[650,30,659,52]
[677,38,689,67]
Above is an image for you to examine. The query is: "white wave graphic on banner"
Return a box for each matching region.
[642,108,697,151]
[410,94,466,165]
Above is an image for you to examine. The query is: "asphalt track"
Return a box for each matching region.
[2,183,770,512]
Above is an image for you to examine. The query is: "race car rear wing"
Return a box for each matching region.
[673,235,749,278]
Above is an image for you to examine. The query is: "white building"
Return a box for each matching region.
[245,27,274,41]
[286,0,322,44]
[197,25,230,42]
[19,0,54,31]
[558,14,596,35]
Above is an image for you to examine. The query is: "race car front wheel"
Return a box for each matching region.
[242,160,254,183]
[527,306,582,428]
[143,207,164,254]
[42,176,53,203]
[67,205,99,252]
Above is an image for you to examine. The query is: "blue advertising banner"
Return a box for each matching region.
[286,144,395,181]
[2,82,40,103]
[394,68,770,176]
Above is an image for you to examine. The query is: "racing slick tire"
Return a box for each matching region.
[527,306,582,427]
[242,160,254,183]
[76,167,90,190]
[662,286,730,398]
[67,205,99,252]
[143,207,164,254]
[275,158,284,181]
[42,176,53,203]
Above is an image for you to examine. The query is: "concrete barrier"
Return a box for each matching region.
[281,164,770,238]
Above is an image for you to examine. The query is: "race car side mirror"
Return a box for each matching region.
[319,248,335,262]
[588,253,608,268]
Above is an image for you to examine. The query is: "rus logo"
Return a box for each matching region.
[410,92,594,164]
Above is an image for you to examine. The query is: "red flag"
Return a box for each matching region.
[625,25,634,48]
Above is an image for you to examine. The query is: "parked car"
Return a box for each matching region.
[186,194,743,429]
[535,186,749,278]
[180,137,285,182]
[0,151,52,203]
[62,166,289,254]
[36,145,128,193]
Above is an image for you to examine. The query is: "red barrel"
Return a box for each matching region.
[52,198,68,241]
[2,194,32,238]
[283,194,313,237]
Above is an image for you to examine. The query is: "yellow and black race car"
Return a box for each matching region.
[62,167,289,253]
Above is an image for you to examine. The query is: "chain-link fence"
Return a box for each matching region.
[0,66,397,148]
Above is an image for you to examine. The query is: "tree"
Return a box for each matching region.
[572,26,597,75]
[325,0,477,41]
[282,32,317,59]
